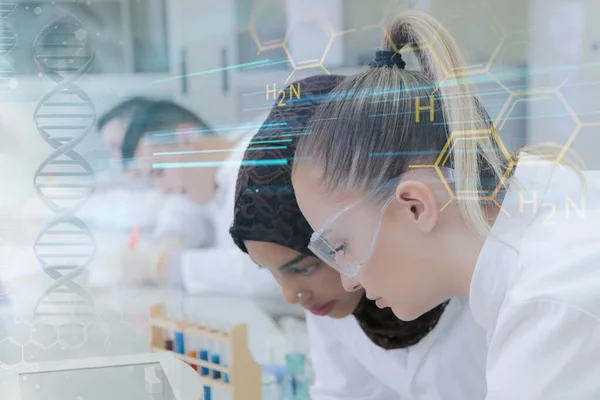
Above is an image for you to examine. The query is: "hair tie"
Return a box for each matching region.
[368,50,406,69]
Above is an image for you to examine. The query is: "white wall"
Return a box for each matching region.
[285,0,345,68]
[339,0,530,68]
[528,0,600,169]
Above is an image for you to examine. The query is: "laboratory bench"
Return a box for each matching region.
[0,272,310,399]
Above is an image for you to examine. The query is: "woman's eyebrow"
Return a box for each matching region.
[278,253,311,271]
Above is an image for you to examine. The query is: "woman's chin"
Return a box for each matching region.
[390,305,424,322]
[326,304,354,319]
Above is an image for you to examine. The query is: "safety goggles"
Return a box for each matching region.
[308,167,455,278]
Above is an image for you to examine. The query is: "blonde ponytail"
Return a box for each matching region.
[383,11,512,236]
[295,11,526,237]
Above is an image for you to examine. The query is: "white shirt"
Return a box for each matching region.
[152,194,214,248]
[470,158,600,399]
[307,298,488,400]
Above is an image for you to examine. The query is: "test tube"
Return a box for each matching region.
[174,294,185,355]
[220,320,231,383]
[165,298,180,354]
[198,348,210,376]
[187,351,198,371]
[174,330,185,354]
[198,316,212,400]
[211,319,228,380]
[211,353,221,380]
[197,315,211,376]
[203,386,212,400]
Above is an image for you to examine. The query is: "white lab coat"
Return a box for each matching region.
[79,187,166,231]
[470,158,600,399]
[307,298,488,399]
[175,132,282,298]
[152,194,214,248]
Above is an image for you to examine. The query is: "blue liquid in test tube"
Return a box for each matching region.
[199,349,210,375]
[174,331,185,354]
[211,354,221,379]
[198,349,211,400]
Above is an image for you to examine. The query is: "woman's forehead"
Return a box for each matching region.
[245,241,300,265]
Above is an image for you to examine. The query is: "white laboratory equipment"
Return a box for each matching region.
[7,351,204,400]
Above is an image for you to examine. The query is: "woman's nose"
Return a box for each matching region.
[341,274,362,292]
[282,284,307,304]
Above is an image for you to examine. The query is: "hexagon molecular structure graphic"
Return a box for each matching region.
[0,337,23,369]
[249,1,287,53]
[324,0,413,67]
[86,320,111,351]
[437,3,506,79]
[488,30,529,92]
[1,316,32,346]
[411,129,515,209]
[559,70,600,128]
[283,16,335,84]
[30,321,59,350]
[438,73,514,149]
[495,88,581,165]
[100,309,125,327]
[566,123,600,170]
[58,321,87,350]
[489,27,571,94]
[22,341,45,365]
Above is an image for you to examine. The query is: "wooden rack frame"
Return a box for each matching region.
[148,304,262,400]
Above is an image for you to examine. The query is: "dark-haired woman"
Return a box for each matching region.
[230,75,487,399]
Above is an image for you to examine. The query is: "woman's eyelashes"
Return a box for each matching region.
[289,263,319,275]
[328,242,348,257]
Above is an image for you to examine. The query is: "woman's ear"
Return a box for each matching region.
[394,180,440,233]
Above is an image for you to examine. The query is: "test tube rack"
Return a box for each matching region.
[148,304,262,400]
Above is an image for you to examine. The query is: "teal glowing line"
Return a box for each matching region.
[153,59,272,83]
[251,138,293,144]
[243,90,268,96]
[151,122,287,137]
[241,59,289,71]
[369,84,437,97]
[153,159,287,169]
[242,105,277,112]
[153,146,287,156]
[280,132,310,137]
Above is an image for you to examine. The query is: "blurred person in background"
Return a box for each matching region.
[76,98,167,233]
[95,97,155,189]
[113,100,282,308]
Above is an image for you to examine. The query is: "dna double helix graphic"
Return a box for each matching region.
[0,2,18,98]
[32,13,96,326]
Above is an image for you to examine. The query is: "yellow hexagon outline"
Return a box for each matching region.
[431,15,507,79]
[283,16,336,84]
[409,128,515,212]
[249,2,288,54]
[494,87,582,165]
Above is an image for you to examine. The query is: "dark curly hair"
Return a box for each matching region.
[229,75,448,350]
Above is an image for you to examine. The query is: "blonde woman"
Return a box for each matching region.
[292,10,600,399]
